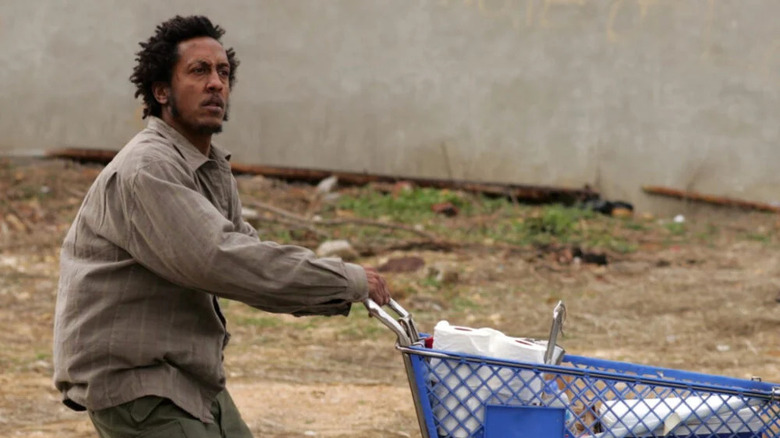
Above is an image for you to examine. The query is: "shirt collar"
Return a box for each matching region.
[146,116,232,172]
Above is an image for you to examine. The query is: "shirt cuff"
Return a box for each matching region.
[343,263,369,302]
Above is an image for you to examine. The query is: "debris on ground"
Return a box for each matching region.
[241,207,260,221]
[377,256,426,273]
[580,198,634,217]
[427,262,459,284]
[391,181,414,197]
[643,185,780,213]
[46,148,598,205]
[539,246,608,267]
[315,176,338,195]
[46,147,116,164]
[315,240,359,261]
[572,247,608,266]
[431,202,459,217]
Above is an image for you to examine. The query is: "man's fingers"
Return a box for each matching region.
[378,274,390,304]
[362,266,392,306]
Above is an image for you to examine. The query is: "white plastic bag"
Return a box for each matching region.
[430,321,562,437]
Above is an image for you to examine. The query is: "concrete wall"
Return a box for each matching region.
[1,1,779,212]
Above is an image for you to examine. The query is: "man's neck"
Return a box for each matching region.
[160,113,211,156]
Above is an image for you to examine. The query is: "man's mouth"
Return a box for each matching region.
[202,97,224,111]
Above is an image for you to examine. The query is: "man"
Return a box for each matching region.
[53,15,391,438]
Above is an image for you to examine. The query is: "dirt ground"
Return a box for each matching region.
[1,158,779,437]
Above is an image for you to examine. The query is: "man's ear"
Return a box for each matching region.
[152,82,170,105]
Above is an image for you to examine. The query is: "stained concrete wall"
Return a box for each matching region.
[1,1,779,212]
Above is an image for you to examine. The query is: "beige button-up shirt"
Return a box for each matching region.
[53,117,368,422]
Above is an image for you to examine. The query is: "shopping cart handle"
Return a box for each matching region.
[363,298,420,347]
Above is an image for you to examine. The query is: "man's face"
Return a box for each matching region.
[166,37,231,135]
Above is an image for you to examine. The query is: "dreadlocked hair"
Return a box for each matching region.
[129,15,239,119]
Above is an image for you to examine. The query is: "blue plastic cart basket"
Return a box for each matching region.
[364,299,780,438]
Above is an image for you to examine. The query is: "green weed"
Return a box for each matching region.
[607,240,639,254]
[337,187,471,222]
[451,296,478,312]
[622,221,649,231]
[421,276,443,290]
[34,351,51,361]
[261,228,294,244]
[744,232,771,243]
[664,222,687,236]
[522,205,594,239]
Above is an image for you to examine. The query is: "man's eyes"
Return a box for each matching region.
[191,66,229,78]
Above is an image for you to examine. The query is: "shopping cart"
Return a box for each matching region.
[364,299,780,438]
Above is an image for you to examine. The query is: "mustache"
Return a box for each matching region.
[202,95,225,108]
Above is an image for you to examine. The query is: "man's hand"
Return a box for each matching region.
[364,266,391,306]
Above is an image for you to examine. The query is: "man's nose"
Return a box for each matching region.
[206,70,224,91]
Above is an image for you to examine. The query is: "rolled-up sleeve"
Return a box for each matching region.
[123,161,368,316]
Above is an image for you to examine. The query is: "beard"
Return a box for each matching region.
[169,91,230,135]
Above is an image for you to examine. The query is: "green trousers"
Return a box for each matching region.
[88,390,254,438]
